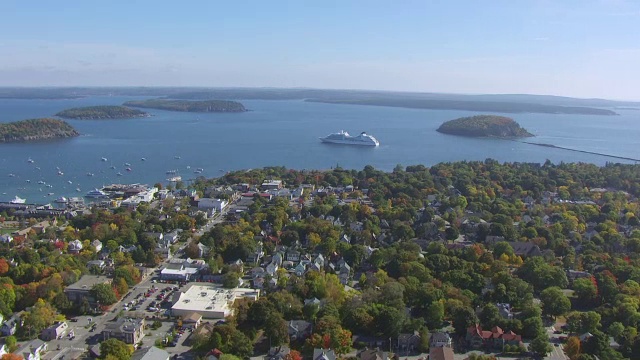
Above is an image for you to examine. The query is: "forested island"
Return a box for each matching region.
[437,115,533,138]
[0,118,79,143]
[123,99,247,113]
[55,105,150,120]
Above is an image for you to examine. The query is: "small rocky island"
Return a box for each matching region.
[56,105,150,120]
[0,118,79,143]
[436,115,533,138]
[123,99,247,113]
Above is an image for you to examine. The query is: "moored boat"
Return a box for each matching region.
[319,130,380,146]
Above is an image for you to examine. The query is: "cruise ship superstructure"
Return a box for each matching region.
[319,130,379,146]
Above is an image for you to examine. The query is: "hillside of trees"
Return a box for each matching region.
[123,99,247,113]
[0,118,79,143]
[55,106,149,119]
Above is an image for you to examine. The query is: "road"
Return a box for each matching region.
[55,199,233,355]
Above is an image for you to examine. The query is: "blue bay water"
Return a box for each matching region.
[0,96,639,203]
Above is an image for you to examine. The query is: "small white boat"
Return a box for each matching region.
[67,180,73,184]
[110,165,116,169]
[186,166,191,169]
[10,196,26,204]
[141,158,146,161]
[25,180,31,183]
[57,170,64,176]
[27,158,34,163]
[35,166,41,170]
[46,184,53,188]
[166,169,178,174]
[47,192,54,196]
[124,163,131,166]
[197,168,204,172]
[174,156,181,159]
[167,176,182,182]
[101,157,108,162]
[8,173,15,177]
[38,180,46,184]
[76,188,82,192]
[55,197,68,204]
[86,172,94,177]
[116,172,123,176]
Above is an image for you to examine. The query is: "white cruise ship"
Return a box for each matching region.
[319,130,379,146]
[85,188,109,198]
[10,196,26,204]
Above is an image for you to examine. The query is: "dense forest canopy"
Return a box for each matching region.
[437,115,533,138]
[123,99,247,113]
[55,106,149,119]
[0,118,79,142]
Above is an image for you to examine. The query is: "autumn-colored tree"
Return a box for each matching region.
[284,350,302,360]
[1,353,24,360]
[564,336,581,360]
[0,258,9,275]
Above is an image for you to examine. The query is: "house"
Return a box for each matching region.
[313,349,336,360]
[87,260,106,270]
[41,321,68,341]
[266,263,279,277]
[206,349,224,360]
[102,318,145,344]
[288,320,313,341]
[429,332,452,348]
[182,312,202,329]
[304,298,322,307]
[64,275,112,306]
[507,242,542,257]
[68,239,83,254]
[262,180,283,191]
[0,234,13,243]
[286,249,301,262]
[428,347,454,360]
[91,240,103,252]
[14,339,47,360]
[198,198,228,212]
[265,346,290,360]
[466,325,522,350]
[246,244,264,265]
[397,331,421,353]
[132,346,170,360]
[497,303,514,320]
[357,348,389,360]
[1,314,20,336]
[164,231,180,245]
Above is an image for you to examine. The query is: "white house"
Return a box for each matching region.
[68,239,83,254]
[15,339,47,360]
[0,234,13,244]
[198,198,228,212]
[92,240,103,253]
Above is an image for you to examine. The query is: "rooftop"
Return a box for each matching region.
[65,275,110,291]
[171,283,259,316]
[132,346,170,360]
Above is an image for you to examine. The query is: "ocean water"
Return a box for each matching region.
[0,96,639,203]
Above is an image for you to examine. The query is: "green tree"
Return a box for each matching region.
[529,334,552,358]
[425,301,445,329]
[540,287,571,319]
[573,278,598,307]
[222,272,240,288]
[100,338,133,360]
[91,283,118,306]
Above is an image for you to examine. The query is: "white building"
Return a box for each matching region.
[197,198,228,212]
[92,240,103,253]
[68,239,83,254]
[171,283,259,319]
[0,234,13,244]
[14,339,47,360]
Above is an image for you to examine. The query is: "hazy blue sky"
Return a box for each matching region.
[1,0,639,99]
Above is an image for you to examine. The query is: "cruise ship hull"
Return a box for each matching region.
[319,138,378,146]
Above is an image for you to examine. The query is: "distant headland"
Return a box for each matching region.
[0,118,79,143]
[123,99,247,113]
[56,105,150,120]
[436,115,533,138]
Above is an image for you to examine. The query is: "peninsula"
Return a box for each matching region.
[0,118,79,143]
[436,115,533,138]
[55,105,149,120]
[123,99,247,113]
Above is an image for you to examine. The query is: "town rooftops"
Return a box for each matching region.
[132,346,170,360]
[65,275,110,291]
[428,347,454,360]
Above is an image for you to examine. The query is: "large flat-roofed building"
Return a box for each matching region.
[261,180,283,191]
[171,283,260,319]
[64,275,112,306]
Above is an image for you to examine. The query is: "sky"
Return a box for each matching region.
[0,0,639,99]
